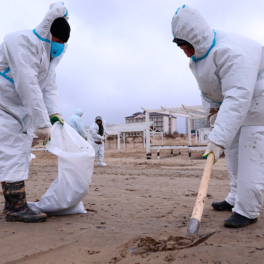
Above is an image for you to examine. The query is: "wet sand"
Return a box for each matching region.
[0,139,264,264]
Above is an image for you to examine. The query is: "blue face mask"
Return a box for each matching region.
[51,41,65,57]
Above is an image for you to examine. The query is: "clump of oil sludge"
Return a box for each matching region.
[129,236,195,254]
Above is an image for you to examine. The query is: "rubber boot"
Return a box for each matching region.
[2,181,47,223]
[2,200,10,214]
[212,200,234,211]
[224,212,257,228]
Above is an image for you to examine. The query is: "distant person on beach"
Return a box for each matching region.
[68,109,88,140]
[89,116,109,166]
[172,5,264,228]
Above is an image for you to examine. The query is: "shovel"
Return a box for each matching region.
[129,153,215,254]
[186,152,215,245]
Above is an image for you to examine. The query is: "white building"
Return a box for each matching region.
[185,117,210,133]
[125,111,177,134]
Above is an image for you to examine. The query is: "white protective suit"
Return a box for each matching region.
[0,2,69,183]
[67,109,87,139]
[89,122,109,164]
[172,5,264,219]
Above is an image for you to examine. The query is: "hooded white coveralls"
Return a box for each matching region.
[89,122,109,164]
[0,2,69,183]
[67,109,87,139]
[172,5,264,219]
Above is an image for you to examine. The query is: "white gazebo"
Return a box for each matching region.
[142,105,209,159]
[86,122,163,150]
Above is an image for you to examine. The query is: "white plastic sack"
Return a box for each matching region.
[30,153,36,162]
[28,122,95,215]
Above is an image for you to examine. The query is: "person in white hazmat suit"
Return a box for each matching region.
[68,109,88,140]
[171,5,264,228]
[90,116,109,166]
[0,2,70,223]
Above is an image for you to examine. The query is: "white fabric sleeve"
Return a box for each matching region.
[209,46,262,149]
[4,35,50,129]
[76,117,87,139]
[90,124,103,140]
[42,71,61,116]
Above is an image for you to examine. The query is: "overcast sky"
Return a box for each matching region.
[1,0,264,132]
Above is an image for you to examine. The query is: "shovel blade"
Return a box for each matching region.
[186,218,215,247]
[188,231,215,247]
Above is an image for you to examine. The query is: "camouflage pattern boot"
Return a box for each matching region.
[2,181,47,223]
[2,201,10,214]
[1,183,11,214]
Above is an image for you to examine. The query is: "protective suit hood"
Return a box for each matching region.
[74,109,83,117]
[35,2,69,41]
[95,116,102,122]
[34,2,69,56]
[171,5,215,59]
[68,109,87,139]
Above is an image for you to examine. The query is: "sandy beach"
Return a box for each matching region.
[0,139,264,264]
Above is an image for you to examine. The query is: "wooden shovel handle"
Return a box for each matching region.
[191,153,214,221]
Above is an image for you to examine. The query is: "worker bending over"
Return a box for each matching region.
[0,2,70,223]
[171,5,264,228]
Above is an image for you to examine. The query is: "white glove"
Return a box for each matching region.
[50,113,64,125]
[35,127,51,146]
[202,141,224,164]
